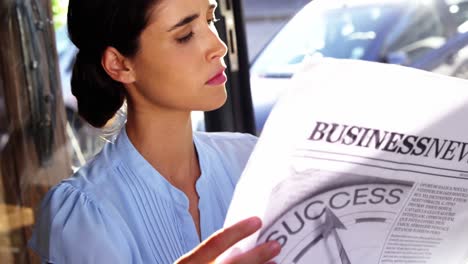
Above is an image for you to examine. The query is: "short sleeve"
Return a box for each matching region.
[29,182,133,264]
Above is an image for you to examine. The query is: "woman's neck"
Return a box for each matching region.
[125,107,200,189]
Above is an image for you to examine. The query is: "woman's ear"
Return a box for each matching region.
[101,47,135,84]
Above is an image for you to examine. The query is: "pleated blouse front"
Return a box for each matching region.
[29,128,257,264]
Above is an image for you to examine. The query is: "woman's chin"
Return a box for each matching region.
[203,91,228,111]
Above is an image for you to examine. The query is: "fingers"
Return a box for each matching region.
[176,216,263,264]
[223,240,281,264]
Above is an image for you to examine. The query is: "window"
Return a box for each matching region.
[386,1,447,63]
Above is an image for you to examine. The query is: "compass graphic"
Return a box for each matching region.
[257,170,414,264]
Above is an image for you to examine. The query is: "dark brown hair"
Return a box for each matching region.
[67,0,159,127]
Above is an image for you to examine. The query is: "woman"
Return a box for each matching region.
[29,0,281,263]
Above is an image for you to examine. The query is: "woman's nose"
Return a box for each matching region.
[206,26,228,62]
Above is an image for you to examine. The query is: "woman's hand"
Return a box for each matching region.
[175,217,281,264]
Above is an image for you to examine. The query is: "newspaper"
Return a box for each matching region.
[221,58,468,264]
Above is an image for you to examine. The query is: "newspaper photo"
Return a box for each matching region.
[221,59,468,264]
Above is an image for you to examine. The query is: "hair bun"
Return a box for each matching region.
[71,50,125,128]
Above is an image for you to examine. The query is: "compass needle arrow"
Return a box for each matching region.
[293,208,351,264]
[323,208,351,264]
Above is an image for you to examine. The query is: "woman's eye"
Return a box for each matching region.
[176,32,194,44]
[207,18,220,26]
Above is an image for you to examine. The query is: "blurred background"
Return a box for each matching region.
[243,0,310,61]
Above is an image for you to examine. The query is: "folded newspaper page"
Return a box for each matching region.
[221,58,468,264]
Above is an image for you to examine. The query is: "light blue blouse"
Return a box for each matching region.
[29,129,257,264]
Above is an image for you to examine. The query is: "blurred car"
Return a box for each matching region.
[250,0,468,133]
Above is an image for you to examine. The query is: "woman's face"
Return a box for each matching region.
[127,0,228,113]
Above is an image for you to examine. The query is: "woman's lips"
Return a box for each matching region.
[206,69,227,85]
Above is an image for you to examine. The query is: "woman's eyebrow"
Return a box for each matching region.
[167,3,218,32]
[167,13,200,32]
[208,3,217,11]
